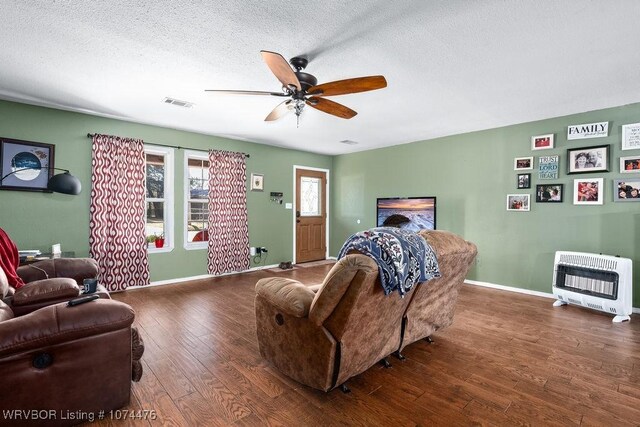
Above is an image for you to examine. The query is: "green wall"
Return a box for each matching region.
[331,103,640,307]
[2,98,639,307]
[0,100,331,281]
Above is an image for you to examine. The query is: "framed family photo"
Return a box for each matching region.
[614,179,640,201]
[536,184,563,203]
[573,178,604,205]
[517,173,531,189]
[506,194,530,211]
[566,145,609,174]
[0,137,55,192]
[531,134,554,150]
[619,155,640,173]
[514,157,533,171]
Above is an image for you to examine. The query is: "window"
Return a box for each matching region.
[300,176,322,216]
[145,145,174,252]
[184,151,209,249]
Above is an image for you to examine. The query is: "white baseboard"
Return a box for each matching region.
[128,263,280,290]
[465,279,640,314]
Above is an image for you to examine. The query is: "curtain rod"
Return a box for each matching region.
[86,133,250,158]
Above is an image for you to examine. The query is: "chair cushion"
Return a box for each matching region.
[255,277,315,317]
[309,255,377,326]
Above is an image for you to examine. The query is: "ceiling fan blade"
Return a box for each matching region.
[260,50,301,91]
[307,75,387,96]
[204,89,288,97]
[265,100,293,121]
[306,97,357,119]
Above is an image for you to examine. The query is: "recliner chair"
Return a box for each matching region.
[255,254,414,392]
[255,229,477,392]
[5,258,109,316]
[0,264,141,426]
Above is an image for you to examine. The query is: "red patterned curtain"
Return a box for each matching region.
[89,134,150,291]
[207,150,250,275]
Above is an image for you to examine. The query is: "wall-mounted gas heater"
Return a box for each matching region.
[552,251,633,323]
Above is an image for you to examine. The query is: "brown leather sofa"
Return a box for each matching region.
[4,258,109,316]
[0,262,143,426]
[254,230,477,392]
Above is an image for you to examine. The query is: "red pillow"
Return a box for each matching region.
[0,228,26,289]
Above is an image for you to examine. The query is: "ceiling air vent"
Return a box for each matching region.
[162,97,194,108]
[339,139,358,145]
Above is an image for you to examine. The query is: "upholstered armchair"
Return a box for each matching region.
[255,229,477,392]
[0,265,142,425]
[255,254,414,392]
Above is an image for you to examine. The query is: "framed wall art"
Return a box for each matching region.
[531,134,554,150]
[536,184,563,203]
[517,173,531,189]
[506,194,530,211]
[614,179,640,201]
[0,137,55,192]
[538,155,559,180]
[250,173,264,191]
[619,155,640,173]
[573,178,604,205]
[566,145,609,174]
[621,123,640,150]
[514,157,533,170]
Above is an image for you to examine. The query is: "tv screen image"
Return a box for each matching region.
[376,197,436,231]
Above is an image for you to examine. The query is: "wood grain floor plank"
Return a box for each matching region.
[106,263,639,426]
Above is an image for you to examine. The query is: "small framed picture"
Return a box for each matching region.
[573,178,604,205]
[621,123,640,150]
[619,155,640,173]
[531,134,554,150]
[250,173,264,191]
[517,173,531,189]
[536,184,563,203]
[614,179,640,201]
[506,194,530,211]
[0,137,55,192]
[514,157,533,170]
[567,145,609,174]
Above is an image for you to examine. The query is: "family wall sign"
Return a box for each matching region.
[567,121,608,140]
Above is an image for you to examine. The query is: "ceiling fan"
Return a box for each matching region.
[205,50,387,124]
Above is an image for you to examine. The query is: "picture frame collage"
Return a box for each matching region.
[508,121,640,210]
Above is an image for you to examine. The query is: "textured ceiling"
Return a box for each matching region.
[2,1,640,155]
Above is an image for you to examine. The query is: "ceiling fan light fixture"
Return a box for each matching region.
[205,50,387,125]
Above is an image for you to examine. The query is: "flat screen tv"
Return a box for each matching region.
[376,196,436,231]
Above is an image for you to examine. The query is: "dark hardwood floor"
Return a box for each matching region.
[98,262,639,426]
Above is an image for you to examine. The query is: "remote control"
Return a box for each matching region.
[67,294,100,306]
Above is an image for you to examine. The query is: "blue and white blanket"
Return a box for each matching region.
[337,227,440,297]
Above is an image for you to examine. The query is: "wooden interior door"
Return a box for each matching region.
[295,169,327,263]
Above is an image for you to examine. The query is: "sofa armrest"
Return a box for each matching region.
[12,278,80,306]
[255,277,315,317]
[0,299,135,357]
